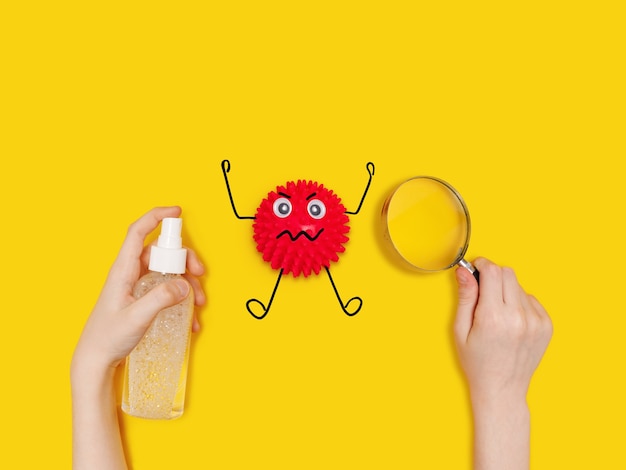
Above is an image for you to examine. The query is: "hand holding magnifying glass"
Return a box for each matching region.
[382,178,556,469]
[382,176,479,282]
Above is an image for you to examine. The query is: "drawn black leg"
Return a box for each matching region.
[246,269,284,320]
[325,267,362,316]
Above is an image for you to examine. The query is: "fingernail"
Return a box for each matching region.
[175,279,190,298]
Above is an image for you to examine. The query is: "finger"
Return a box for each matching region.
[184,273,206,307]
[140,242,153,269]
[501,266,522,307]
[192,313,201,332]
[113,206,182,278]
[185,247,206,277]
[125,278,190,333]
[454,266,479,343]
[529,294,554,341]
[473,257,504,310]
[527,293,552,327]
[120,206,182,259]
[139,247,204,307]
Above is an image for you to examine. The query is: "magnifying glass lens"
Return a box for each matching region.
[385,178,470,271]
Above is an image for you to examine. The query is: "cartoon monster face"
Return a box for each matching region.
[221,159,374,319]
[253,180,350,277]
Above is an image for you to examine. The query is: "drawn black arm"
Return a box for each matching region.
[345,162,375,215]
[221,160,256,220]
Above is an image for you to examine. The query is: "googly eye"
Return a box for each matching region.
[307,199,326,219]
[273,198,292,218]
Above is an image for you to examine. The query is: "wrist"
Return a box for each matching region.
[471,391,530,428]
[71,350,128,470]
[468,378,529,413]
[70,349,118,397]
[470,389,531,470]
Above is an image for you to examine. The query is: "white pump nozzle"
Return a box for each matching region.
[157,218,183,249]
[149,218,187,274]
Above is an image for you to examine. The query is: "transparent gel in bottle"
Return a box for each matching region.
[122,217,195,419]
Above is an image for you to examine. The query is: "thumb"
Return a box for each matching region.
[453,266,479,343]
[127,279,191,331]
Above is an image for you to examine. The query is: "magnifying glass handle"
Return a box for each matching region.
[458,259,480,284]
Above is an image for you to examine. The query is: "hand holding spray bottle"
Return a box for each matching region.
[122,217,195,419]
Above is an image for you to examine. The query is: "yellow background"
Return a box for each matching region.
[1,1,624,468]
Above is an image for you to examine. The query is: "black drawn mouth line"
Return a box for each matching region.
[276,228,324,242]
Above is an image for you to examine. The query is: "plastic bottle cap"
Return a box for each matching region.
[149,218,187,274]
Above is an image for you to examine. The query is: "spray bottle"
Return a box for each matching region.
[122,217,195,419]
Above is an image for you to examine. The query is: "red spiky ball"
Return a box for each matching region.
[253,180,350,277]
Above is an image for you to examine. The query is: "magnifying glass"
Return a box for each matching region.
[382,176,479,282]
